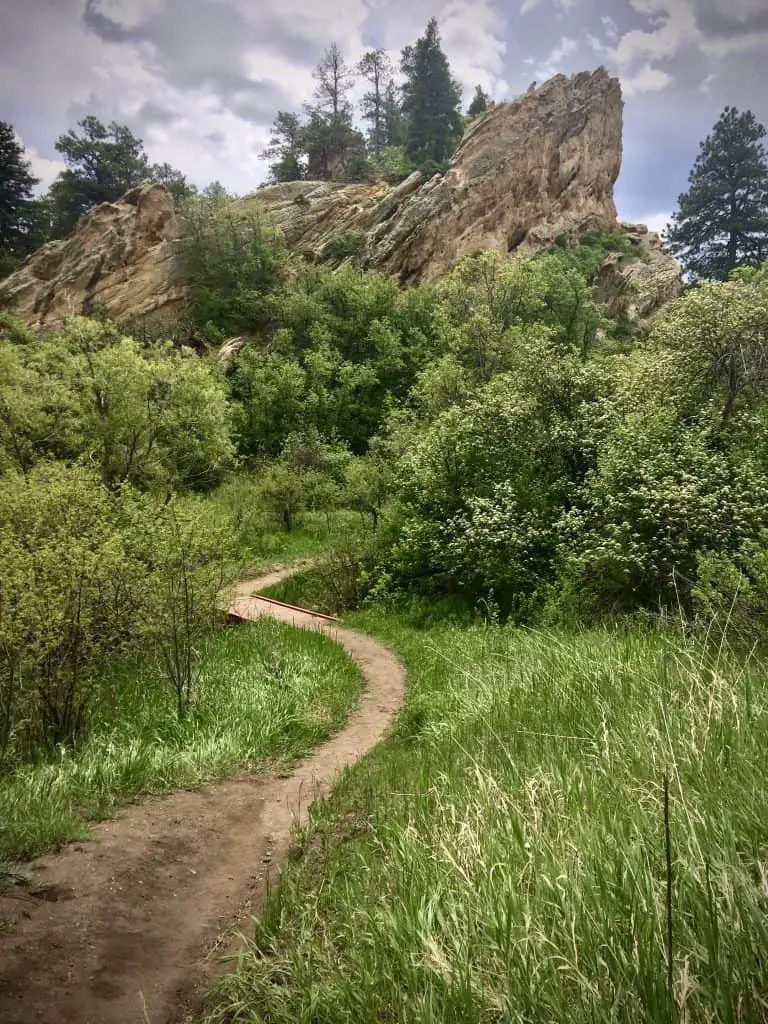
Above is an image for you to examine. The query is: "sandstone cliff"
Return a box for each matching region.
[0,185,186,333]
[0,67,682,333]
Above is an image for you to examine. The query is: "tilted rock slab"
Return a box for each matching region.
[0,68,681,334]
[0,185,187,333]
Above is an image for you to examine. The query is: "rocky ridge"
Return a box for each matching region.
[0,67,682,333]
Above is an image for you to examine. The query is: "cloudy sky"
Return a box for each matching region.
[1,0,767,233]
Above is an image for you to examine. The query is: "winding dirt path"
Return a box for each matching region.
[0,566,405,1024]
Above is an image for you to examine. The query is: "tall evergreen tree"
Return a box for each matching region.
[468,85,490,117]
[262,112,305,183]
[382,81,405,148]
[0,122,40,276]
[400,18,463,169]
[358,49,393,160]
[666,106,768,281]
[304,43,361,180]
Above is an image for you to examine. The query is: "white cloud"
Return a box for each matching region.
[701,30,768,57]
[441,0,509,100]
[24,146,67,194]
[621,62,673,96]
[585,32,611,57]
[614,1,698,66]
[91,0,165,28]
[520,0,573,12]
[712,0,767,18]
[533,35,576,81]
[699,71,716,93]
[600,16,619,41]
[636,210,672,235]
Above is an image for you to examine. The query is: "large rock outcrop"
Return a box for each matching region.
[0,184,186,332]
[364,68,624,282]
[0,67,682,333]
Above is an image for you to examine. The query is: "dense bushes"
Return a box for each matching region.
[6,200,767,700]
[0,464,232,765]
[176,196,768,634]
[371,261,768,626]
[0,317,234,491]
[180,191,286,339]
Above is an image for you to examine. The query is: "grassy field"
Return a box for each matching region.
[0,617,362,862]
[208,613,768,1023]
[259,566,331,612]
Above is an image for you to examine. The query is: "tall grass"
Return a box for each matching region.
[0,618,362,862]
[209,615,768,1023]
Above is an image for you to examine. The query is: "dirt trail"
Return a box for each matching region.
[0,566,405,1024]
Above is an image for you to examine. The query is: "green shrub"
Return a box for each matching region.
[693,532,768,647]
[0,464,233,764]
[0,317,235,492]
[320,231,367,268]
[180,191,286,337]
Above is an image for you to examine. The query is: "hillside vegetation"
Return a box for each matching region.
[2,186,768,1018]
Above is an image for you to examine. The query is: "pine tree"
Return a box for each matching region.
[50,117,188,237]
[304,43,361,180]
[0,122,40,275]
[313,42,354,117]
[149,162,196,203]
[262,112,305,183]
[400,19,463,170]
[666,106,768,281]
[382,82,405,148]
[358,49,393,160]
[468,85,490,117]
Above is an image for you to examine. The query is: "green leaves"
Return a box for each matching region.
[0,465,233,762]
[0,317,235,492]
[400,18,463,167]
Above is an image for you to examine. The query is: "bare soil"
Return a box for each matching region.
[0,567,405,1023]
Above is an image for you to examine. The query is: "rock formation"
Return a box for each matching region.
[0,185,186,333]
[595,222,684,323]
[0,67,682,333]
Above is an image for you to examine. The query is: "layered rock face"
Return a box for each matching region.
[0,185,186,332]
[595,223,685,325]
[363,68,624,282]
[0,67,682,333]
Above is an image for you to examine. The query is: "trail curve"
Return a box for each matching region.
[0,565,405,1024]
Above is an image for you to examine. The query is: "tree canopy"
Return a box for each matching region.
[400,18,463,170]
[262,23,464,184]
[0,122,41,277]
[468,85,490,117]
[666,106,768,281]
[49,116,194,237]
